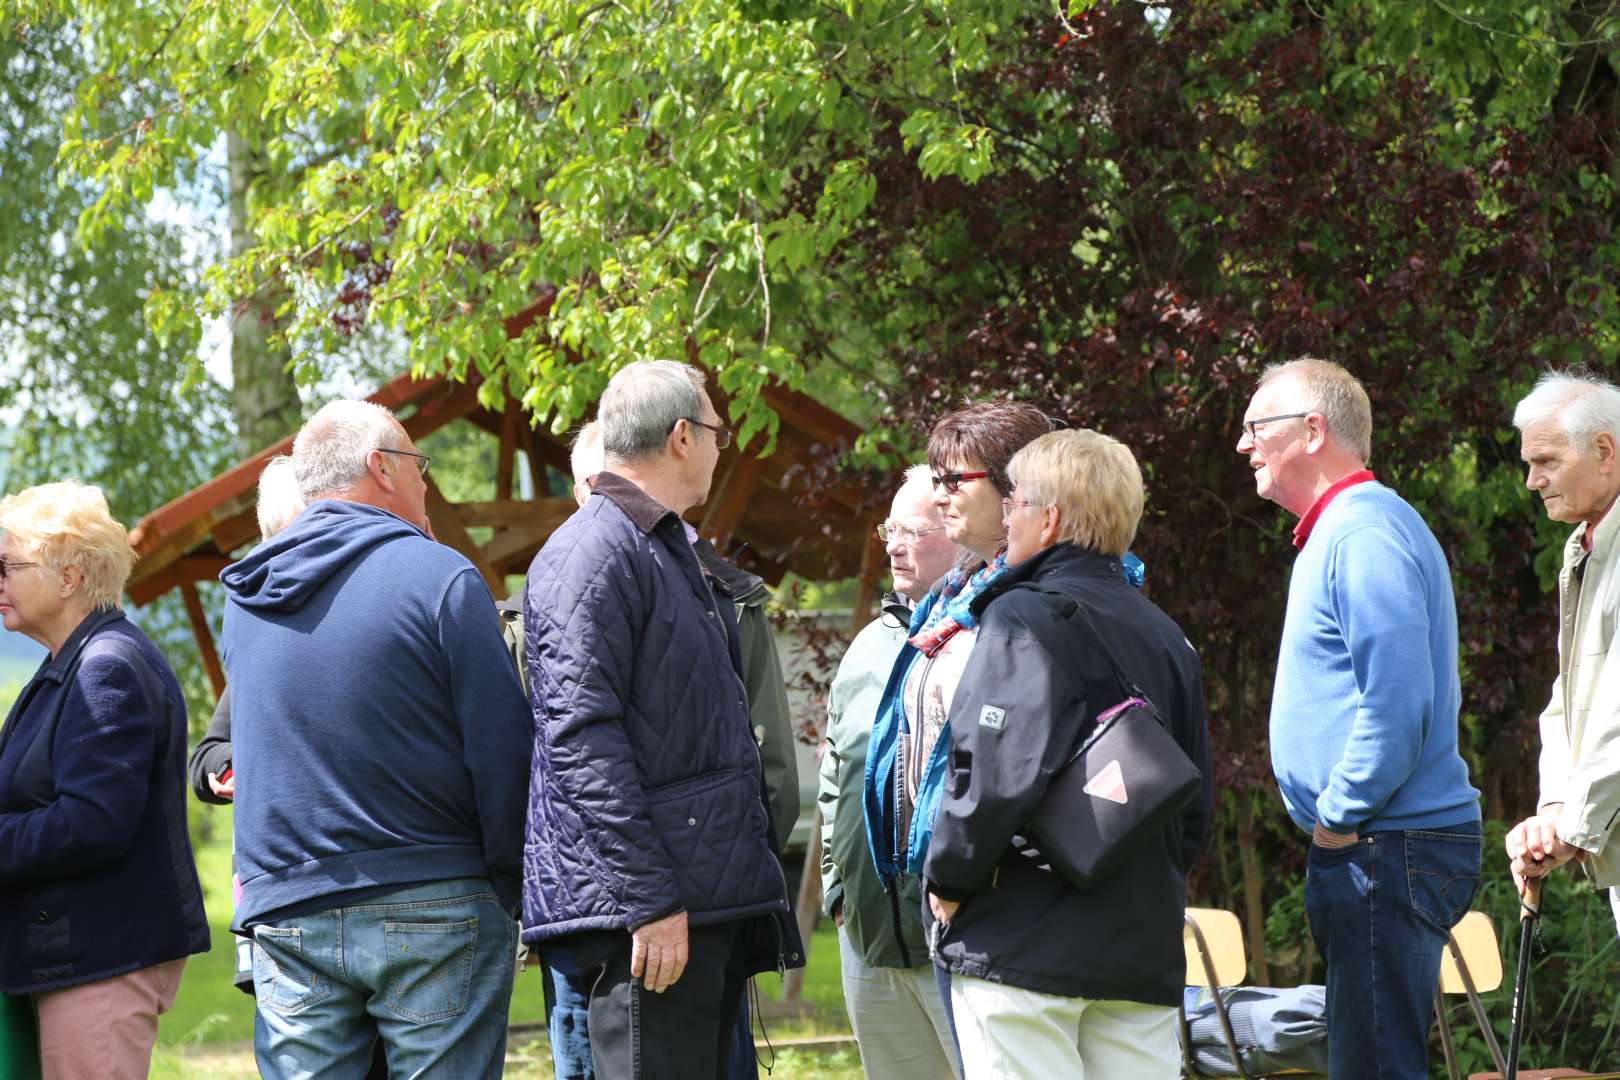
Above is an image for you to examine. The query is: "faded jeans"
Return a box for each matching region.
[251,878,517,1080]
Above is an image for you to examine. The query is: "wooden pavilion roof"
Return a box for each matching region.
[126,370,884,700]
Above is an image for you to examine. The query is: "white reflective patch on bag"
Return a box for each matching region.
[1084,759,1129,804]
[978,704,1006,731]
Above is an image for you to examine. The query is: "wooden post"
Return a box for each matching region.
[496,401,519,501]
[850,525,885,635]
[179,580,226,702]
[781,811,824,1001]
[423,477,508,599]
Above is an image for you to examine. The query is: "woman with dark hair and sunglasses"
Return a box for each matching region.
[0,482,210,1080]
[860,401,1059,1049]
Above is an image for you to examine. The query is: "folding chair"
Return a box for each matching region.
[1435,910,1506,1080]
[1180,907,1323,1079]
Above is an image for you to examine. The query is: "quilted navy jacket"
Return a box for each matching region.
[520,472,800,974]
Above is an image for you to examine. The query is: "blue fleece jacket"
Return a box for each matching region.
[1270,482,1479,835]
[219,500,532,929]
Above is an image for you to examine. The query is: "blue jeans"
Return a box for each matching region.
[1304,824,1481,1080]
[251,878,517,1080]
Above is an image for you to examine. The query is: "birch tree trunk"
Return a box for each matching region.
[227,131,302,457]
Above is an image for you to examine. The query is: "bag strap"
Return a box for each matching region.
[1008,582,1146,702]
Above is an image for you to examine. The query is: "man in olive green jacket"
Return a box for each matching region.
[818,466,961,1078]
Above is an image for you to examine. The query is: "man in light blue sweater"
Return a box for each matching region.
[1237,358,1481,1080]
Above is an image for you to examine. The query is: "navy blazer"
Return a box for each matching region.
[0,609,209,993]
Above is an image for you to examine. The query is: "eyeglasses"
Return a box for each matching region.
[0,557,39,581]
[378,448,432,475]
[931,470,989,494]
[876,522,945,544]
[684,418,733,449]
[1001,498,1038,520]
[1242,412,1310,440]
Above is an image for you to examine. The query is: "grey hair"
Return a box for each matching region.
[292,399,405,500]
[599,360,708,463]
[1512,368,1620,451]
[1259,357,1373,462]
[570,421,605,486]
[256,456,306,540]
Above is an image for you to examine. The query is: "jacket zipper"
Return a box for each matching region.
[886,879,913,968]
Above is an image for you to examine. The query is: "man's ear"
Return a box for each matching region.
[366,449,398,494]
[1303,413,1330,455]
[1594,431,1618,471]
[667,418,694,461]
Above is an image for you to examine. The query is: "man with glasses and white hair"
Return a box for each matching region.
[818,464,962,1079]
[1508,368,1620,936]
[522,361,800,1080]
[220,399,534,1078]
[1235,358,1481,1080]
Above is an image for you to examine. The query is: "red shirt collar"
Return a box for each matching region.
[1292,469,1376,550]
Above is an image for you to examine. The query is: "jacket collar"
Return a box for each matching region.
[590,471,683,536]
[35,607,125,685]
[692,537,753,602]
[970,542,1122,616]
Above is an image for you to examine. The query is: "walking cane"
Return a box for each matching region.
[1504,874,1543,1080]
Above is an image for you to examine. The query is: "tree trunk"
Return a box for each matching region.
[228,131,302,457]
[1236,791,1272,986]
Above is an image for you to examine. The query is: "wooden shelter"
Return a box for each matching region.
[126,371,885,700]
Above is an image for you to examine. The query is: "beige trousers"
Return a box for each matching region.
[32,958,186,1080]
[951,972,1180,1080]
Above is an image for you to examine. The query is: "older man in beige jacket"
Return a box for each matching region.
[1509,369,1620,933]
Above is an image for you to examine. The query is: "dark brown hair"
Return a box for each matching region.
[926,400,1056,496]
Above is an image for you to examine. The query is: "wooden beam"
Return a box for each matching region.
[526,427,572,488]
[496,402,519,500]
[179,580,226,702]
[211,505,262,556]
[424,476,509,599]
[483,515,570,569]
[127,555,236,607]
[455,497,578,530]
[700,452,768,549]
[402,378,484,442]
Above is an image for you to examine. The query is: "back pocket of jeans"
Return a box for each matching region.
[384,918,478,1023]
[1404,830,1482,932]
[252,926,330,1015]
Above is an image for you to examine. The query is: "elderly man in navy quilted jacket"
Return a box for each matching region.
[522,360,802,1080]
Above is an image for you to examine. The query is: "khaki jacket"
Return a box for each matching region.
[1539,509,1620,887]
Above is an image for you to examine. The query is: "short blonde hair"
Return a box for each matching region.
[0,481,136,607]
[1007,430,1144,556]
[571,421,605,487]
[256,456,306,540]
[1259,357,1372,462]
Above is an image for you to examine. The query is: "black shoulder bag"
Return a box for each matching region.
[1024,588,1203,890]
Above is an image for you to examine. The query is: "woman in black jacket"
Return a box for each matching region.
[922,430,1213,1079]
[0,481,210,1080]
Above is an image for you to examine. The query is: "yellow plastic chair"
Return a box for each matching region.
[1435,910,1507,1080]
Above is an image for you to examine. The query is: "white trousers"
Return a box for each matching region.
[1611,886,1620,936]
[837,924,961,1079]
[951,972,1180,1080]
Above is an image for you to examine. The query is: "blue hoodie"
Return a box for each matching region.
[220,500,532,929]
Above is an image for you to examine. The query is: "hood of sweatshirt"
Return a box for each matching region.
[220,499,425,614]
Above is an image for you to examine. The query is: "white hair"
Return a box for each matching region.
[571,421,605,486]
[292,399,405,500]
[1512,369,1620,451]
[256,456,306,540]
[599,360,707,462]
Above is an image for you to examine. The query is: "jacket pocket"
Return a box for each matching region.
[384,917,478,1023]
[645,769,767,908]
[22,887,78,967]
[1404,828,1482,933]
[252,925,331,1015]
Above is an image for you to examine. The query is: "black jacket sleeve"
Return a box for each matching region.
[923,599,1085,898]
[187,685,234,805]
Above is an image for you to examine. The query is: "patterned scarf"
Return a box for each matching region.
[906,552,1011,657]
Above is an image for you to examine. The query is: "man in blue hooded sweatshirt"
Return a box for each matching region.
[220,399,533,1079]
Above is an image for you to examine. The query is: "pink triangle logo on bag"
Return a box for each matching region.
[1083,759,1128,804]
